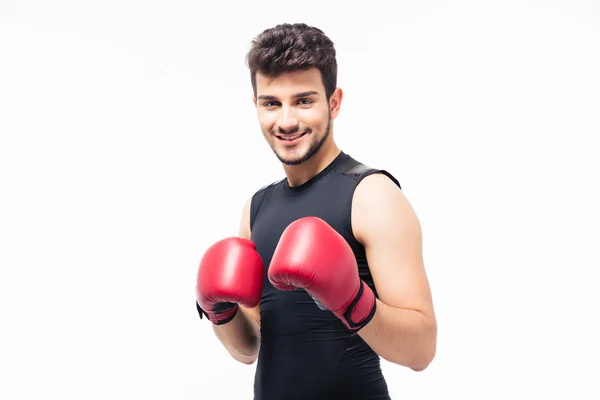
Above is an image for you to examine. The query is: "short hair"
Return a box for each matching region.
[246,23,337,101]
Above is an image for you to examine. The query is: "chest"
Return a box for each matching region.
[251,186,355,270]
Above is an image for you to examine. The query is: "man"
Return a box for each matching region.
[195,23,437,399]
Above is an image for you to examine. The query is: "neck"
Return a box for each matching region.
[283,141,341,187]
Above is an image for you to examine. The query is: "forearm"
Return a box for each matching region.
[358,299,437,371]
[212,308,260,364]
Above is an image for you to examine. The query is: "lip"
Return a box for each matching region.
[276,131,307,146]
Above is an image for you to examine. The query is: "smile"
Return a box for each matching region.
[276,132,307,141]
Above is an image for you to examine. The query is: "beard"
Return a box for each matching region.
[270,116,331,166]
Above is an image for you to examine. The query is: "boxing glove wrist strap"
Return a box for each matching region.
[196,301,239,325]
[340,281,377,331]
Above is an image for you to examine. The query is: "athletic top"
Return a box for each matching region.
[249,150,401,400]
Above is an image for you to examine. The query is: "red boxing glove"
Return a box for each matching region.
[196,237,264,325]
[268,217,376,331]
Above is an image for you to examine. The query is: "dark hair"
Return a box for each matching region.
[246,23,337,101]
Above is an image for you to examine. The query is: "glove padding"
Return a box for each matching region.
[268,217,376,331]
[196,237,264,325]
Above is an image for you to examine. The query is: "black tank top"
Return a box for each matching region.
[249,151,401,400]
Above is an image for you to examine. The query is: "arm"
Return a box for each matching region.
[211,196,262,365]
[352,173,437,371]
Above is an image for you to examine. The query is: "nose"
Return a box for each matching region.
[277,105,299,134]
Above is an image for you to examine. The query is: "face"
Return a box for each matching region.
[253,68,342,165]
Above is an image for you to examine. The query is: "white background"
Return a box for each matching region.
[1,0,599,399]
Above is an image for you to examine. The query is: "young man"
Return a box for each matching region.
[195,23,437,399]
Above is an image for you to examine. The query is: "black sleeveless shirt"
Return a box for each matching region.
[249,151,401,400]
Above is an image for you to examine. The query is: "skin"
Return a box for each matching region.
[213,67,437,371]
[352,173,437,370]
[252,68,343,187]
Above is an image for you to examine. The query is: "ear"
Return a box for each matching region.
[252,96,257,107]
[329,87,343,119]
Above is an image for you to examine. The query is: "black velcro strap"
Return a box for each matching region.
[342,281,377,330]
[195,301,238,325]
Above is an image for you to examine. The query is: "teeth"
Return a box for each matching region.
[280,133,303,141]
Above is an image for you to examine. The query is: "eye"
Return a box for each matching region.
[297,98,313,105]
[262,101,280,108]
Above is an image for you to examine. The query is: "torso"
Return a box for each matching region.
[249,151,401,400]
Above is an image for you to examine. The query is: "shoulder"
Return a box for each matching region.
[333,153,402,189]
[351,172,419,246]
[354,170,403,195]
[251,178,286,206]
[352,171,405,214]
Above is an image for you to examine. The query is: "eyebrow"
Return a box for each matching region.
[257,91,319,100]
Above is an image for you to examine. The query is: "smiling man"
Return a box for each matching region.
[195,23,437,399]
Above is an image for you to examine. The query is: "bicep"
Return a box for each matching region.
[352,174,434,317]
[239,196,252,240]
[238,195,262,329]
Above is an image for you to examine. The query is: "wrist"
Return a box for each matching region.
[196,301,239,325]
[339,280,376,331]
